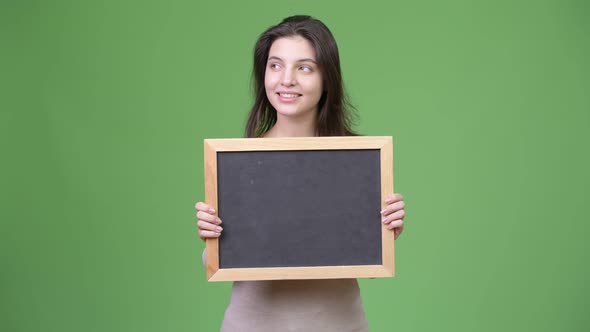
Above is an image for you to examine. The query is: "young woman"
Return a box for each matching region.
[195,15,406,331]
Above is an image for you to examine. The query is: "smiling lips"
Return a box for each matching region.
[277,92,302,102]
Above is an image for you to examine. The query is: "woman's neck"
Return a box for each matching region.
[263,113,318,138]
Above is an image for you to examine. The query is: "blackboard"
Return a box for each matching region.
[204,137,394,281]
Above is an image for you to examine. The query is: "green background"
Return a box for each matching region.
[2,0,589,331]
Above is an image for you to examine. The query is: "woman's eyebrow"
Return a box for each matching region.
[298,58,317,64]
[267,56,317,64]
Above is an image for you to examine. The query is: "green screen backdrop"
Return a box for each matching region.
[2,0,589,331]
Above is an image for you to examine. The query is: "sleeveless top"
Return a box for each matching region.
[220,279,369,332]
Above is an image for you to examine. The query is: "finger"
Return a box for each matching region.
[197,220,223,233]
[199,230,221,240]
[386,219,404,230]
[385,193,403,204]
[381,209,405,224]
[195,202,216,214]
[394,225,404,240]
[381,200,405,216]
[196,211,222,224]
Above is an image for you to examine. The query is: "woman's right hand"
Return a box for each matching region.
[195,202,223,241]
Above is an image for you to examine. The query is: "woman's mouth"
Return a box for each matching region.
[277,92,301,102]
[278,93,301,98]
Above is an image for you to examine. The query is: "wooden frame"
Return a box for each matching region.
[204,136,394,281]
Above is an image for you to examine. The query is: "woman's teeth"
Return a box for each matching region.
[279,93,299,98]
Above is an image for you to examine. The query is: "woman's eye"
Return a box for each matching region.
[269,63,281,70]
[300,66,312,73]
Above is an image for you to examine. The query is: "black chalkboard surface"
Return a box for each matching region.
[204,137,394,281]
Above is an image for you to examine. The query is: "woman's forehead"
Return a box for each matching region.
[268,36,317,61]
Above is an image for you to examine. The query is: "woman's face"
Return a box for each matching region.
[264,36,323,120]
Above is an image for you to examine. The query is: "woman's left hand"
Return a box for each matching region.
[381,193,406,240]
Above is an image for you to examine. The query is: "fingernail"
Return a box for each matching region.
[216,218,222,224]
[386,198,393,203]
[216,226,223,232]
[382,218,387,223]
[209,208,215,213]
[380,209,386,214]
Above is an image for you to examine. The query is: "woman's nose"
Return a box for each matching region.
[281,70,296,86]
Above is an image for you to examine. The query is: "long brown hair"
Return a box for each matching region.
[245,15,358,138]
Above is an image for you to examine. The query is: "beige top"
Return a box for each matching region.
[220,279,369,332]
